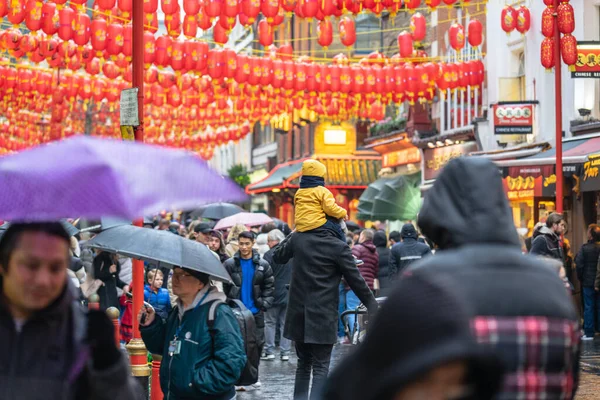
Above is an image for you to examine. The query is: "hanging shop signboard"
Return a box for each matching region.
[493,103,534,134]
[580,153,600,192]
[572,42,600,78]
[382,147,421,168]
[423,142,478,181]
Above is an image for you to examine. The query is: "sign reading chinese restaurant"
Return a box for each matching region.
[572,41,600,78]
[382,147,421,168]
[493,103,534,135]
[423,142,478,181]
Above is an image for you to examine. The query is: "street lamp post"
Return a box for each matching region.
[553,0,563,214]
[126,0,151,395]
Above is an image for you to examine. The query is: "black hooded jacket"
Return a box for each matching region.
[389,224,431,279]
[414,157,580,399]
[373,231,391,293]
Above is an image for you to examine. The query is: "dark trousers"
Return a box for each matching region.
[293,342,334,400]
[254,311,265,355]
[583,287,600,337]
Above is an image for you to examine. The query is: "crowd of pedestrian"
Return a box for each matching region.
[1,157,588,400]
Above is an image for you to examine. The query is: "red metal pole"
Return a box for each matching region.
[106,307,121,345]
[126,0,150,396]
[151,355,164,400]
[553,0,563,213]
[88,293,100,310]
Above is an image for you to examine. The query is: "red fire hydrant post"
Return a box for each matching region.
[106,307,121,345]
[88,293,100,310]
[151,354,163,400]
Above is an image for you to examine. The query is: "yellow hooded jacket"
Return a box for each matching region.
[294,160,348,232]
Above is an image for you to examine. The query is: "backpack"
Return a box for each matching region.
[207,299,260,386]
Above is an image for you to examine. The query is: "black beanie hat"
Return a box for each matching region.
[400,223,418,239]
[322,273,503,400]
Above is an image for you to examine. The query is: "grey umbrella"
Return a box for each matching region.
[199,202,244,220]
[85,224,231,283]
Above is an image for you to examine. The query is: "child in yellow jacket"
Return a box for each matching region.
[294,159,348,240]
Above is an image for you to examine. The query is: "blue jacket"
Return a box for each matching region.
[144,284,172,320]
[141,286,246,400]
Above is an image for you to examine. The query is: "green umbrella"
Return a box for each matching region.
[370,174,422,221]
[356,178,392,221]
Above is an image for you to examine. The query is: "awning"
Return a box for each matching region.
[496,134,600,167]
[246,159,306,194]
[469,142,550,161]
[357,173,422,221]
[246,156,381,195]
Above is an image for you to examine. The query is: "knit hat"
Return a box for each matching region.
[322,273,503,400]
[302,159,326,178]
[400,223,418,239]
[373,230,388,247]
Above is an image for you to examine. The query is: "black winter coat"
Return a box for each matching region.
[263,248,292,307]
[273,228,377,345]
[93,251,127,310]
[415,157,579,399]
[375,246,391,294]
[223,250,275,312]
[575,241,600,287]
[389,238,431,279]
[530,226,564,261]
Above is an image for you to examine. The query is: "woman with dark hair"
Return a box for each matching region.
[373,231,391,297]
[93,250,130,310]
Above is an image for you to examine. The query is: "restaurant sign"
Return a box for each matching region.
[572,42,600,78]
[493,103,534,135]
[423,142,478,181]
[382,147,421,168]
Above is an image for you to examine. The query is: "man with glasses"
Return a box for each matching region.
[223,231,274,390]
[530,213,566,261]
[140,266,246,400]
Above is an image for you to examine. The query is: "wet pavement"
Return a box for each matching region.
[237,344,353,400]
[237,340,600,399]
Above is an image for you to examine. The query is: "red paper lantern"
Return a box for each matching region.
[183,0,200,14]
[213,22,229,45]
[241,0,260,23]
[41,2,58,36]
[398,31,413,58]
[282,0,297,12]
[71,12,90,46]
[540,37,555,69]
[171,39,185,71]
[261,0,280,21]
[106,23,124,56]
[516,6,530,35]
[277,43,293,60]
[224,48,237,78]
[258,19,273,47]
[449,22,465,51]
[183,14,198,37]
[143,31,155,64]
[410,12,426,43]
[4,28,22,50]
[161,0,178,14]
[205,0,222,18]
[218,12,235,29]
[208,48,224,79]
[197,9,213,29]
[19,34,38,53]
[405,0,420,12]
[317,18,333,48]
[501,5,517,34]
[561,34,577,67]
[424,0,441,10]
[57,40,76,58]
[541,7,554,38]
[468,19,482,47]
[223,0,238,21]
[557,2,574,35]
[339,17,356,47]
[91,18,108,54]
[7,0,26,25]
[269,7,284,26]
[98,0,116,10]
[57,7,74,41]
[155,35,173,67]
[25,0,42,31]
[300,0,318,19]
[86,58,100,75]
[119,0,132,18]
[145,12,159,33]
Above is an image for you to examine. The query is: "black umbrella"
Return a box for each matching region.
[0,219,79,239]
[345,221,361,232]
[85,224,231,283]
[78,217,131,233]
[198,202,244,220]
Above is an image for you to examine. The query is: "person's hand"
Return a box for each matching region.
[137,305,156,327]
[122,285,130,294]
[87,310,121,370]
[344,214,349,221]
[596,287,599,292]
[109,264,117,274]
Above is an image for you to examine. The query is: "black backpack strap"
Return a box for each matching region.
[207,299,226,355]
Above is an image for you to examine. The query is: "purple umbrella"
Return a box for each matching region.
[0,136,247,221]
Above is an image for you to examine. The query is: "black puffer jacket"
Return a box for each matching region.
[223,250,275,311]
[575,241,600,287]
[530,226,564,261]
[373,231,391,295]
[389,225,431,279]
[263,247,292,307]
[414,157,580,400]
